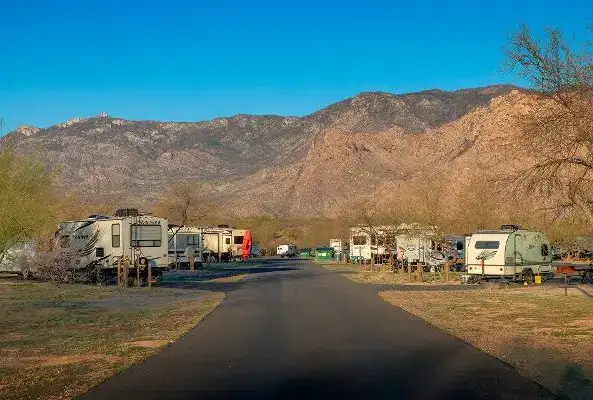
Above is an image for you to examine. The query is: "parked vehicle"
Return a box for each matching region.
[250,243,262,258]
[329,239,343,253]
[277,244,297,258]
[443,235,471,271]
[464,224,554,283]
[168,226,203,268]
[57,209,169,282]
[202,226,246,262]
[349,223,441,268]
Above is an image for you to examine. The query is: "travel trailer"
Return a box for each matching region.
[277,244,297,258]
[57,209,169,282]
[202,226,246,261]
[465,225,554,283]
[168,226,204,268]
[329,239,343,254]
[349,224,443,267]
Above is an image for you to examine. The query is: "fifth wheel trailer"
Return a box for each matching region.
[57,209,169,282]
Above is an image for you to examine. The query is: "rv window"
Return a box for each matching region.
[456,242,463,251]
[130,225,162,247]
[111,224,121,248]
[187,235,199,246]
[352,236,367,246]
[541,244,549,256]
[475,241,500,249]
[234,236,244,245]
[225,238,231,245]
[475,240,500,250]
[96,248,105,258]
[60,236,70,248]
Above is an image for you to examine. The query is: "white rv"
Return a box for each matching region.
[329,239,343,254]
[202,226,246,261]
[277,244,297,258]
[168,226,204,268]
[57,209,169,282]
[349,224,442,266]
[465,225,554,283]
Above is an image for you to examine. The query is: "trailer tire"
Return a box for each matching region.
[523,269,534,285]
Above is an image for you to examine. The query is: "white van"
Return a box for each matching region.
[465,225,554,283]
[277,244,297,258]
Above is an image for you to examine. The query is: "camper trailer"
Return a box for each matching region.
[465,225,554,283]
[349,224,442,266]
[329,239,343,254]
[168,226,204,268]
[349,225,394,262]
[277,244,297,258]
[57,209,169,282]
[201,226,246,262]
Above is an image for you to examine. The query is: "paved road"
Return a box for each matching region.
[83,260,553,399]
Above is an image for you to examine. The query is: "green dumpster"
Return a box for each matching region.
[315,247,335,261]
[300,248,312,258]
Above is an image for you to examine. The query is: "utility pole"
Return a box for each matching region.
[0,117,5,136]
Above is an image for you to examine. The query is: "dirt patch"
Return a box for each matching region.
[125,340,170,348]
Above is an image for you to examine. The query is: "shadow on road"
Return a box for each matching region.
[159,261,302,293]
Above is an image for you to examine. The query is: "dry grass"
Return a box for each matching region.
[380,285,593,399]
[0,281,224,400]
[323,264,462,285]
[209,273,248,283]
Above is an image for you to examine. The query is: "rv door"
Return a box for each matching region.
[514,234,523,265]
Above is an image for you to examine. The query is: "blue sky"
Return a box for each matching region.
[0,0,591,131]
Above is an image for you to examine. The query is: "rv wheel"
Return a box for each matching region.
[523,269,534,285]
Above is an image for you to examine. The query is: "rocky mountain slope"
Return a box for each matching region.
[4,85,520,216]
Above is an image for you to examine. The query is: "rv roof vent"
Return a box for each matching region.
[500,224,522,231]
[114,208,139,217]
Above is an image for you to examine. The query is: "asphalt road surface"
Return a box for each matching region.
[82,259,554,399]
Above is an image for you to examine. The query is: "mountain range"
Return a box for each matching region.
[4,84,527,216]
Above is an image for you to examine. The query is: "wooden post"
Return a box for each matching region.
[417,261,423,282]
[407,261,412,282]
[564,273,568,296]
[148,261,152,288]
[444,260,450,283]
[123,257,130,288]
[117,257,122,287]
[189,254,195,272]
[136,261,140,287]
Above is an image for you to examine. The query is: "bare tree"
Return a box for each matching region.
[153,182,213,226]
[507,24,593,222]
